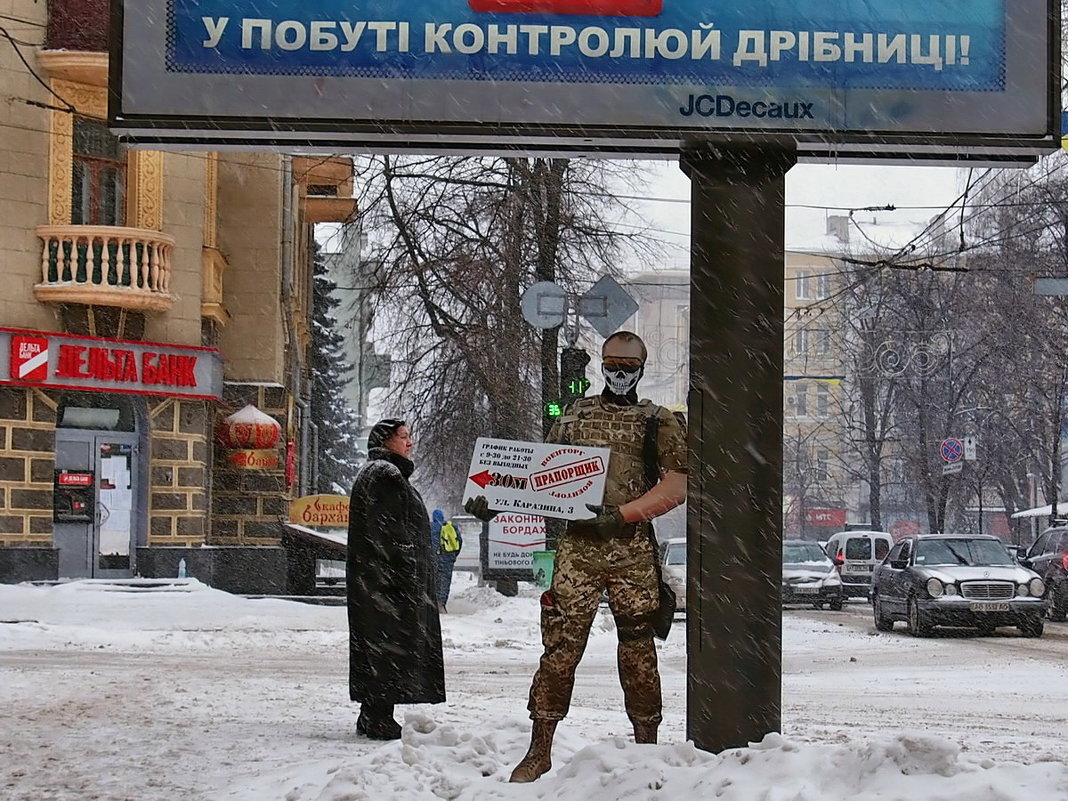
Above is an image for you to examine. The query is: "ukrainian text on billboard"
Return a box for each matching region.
[174,1,1003,93]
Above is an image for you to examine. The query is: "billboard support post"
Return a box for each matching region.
[683,143,793,753]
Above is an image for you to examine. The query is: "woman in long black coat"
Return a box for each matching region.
[347,418,445,739]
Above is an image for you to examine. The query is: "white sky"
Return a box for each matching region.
[3,577,1067,800]
[633,161,967,271]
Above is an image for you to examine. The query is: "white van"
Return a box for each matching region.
[823,530,893,599]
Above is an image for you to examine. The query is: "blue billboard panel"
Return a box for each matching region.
[169,0,1004,92]
[111,0,1056,160]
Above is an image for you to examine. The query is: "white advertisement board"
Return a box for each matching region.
[463,437,609,521]
[487,513,547,572]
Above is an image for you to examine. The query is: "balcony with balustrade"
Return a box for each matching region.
[35,226,176,313]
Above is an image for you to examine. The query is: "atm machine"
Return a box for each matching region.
[53,433,138,579]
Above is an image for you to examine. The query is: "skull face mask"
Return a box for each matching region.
[602,362,643,396]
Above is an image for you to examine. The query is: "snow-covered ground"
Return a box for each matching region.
[3,573,1068,801]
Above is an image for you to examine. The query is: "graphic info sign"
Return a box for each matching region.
[463,437,610,521]
[487,513,547,572]
[112,0,1057,157]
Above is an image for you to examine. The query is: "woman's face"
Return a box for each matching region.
[385,425,414,459]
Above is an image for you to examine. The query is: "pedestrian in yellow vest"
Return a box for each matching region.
[436,513,463,612]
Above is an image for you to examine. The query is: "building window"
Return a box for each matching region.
[817,383,830,417]
[71,117,126,226]
[815,329,831,355]
[792,383,808,417]
[795,270,811,300]
[817,273,832,300]
[793,327,809,356]
[816,448,830,482]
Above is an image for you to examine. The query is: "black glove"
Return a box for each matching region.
[575,503,625,538]
[464,495,498,522]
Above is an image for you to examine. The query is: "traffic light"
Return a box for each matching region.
[560,347,591,407]
[543,348,590,430]
[544,400,564,419]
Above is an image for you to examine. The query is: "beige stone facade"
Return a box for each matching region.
[0,388,57,545]
[783,249,852,538]
[0,0,356,589]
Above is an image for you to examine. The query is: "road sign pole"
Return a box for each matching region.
[682,142,795,753]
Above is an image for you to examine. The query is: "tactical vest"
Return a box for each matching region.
[555,396,659,508]
[440,521,461,553]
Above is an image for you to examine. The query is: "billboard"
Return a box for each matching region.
[110,0,1058,160]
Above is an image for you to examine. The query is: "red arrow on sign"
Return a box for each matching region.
[469,470,494,488]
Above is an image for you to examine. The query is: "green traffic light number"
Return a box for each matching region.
[567,378,591,395]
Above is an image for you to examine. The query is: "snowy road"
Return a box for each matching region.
[780,601,1068,763]
[3,580,1068,801]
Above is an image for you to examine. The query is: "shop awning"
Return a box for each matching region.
[282,523,346,556]
[1010,502,1068,519]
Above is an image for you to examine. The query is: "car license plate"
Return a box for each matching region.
[970,602,1010,612]
[845,562,871,572]
[793,587,818,594]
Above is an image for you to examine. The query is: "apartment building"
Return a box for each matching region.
[0,0,356,589]
[625,270,689,410]
[783,243,853,540]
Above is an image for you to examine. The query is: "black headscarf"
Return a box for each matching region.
[367,418,406,450]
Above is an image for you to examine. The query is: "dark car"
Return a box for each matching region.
[1018,526,1068,621]
[782,540,844,610]
[871,534,1047,637]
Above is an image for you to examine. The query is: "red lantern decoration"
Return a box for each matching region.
[216,404,281,450]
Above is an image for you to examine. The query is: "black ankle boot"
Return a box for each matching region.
[357,703,402,740]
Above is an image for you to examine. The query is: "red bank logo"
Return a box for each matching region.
[10,336,49,381]
[468,0,663,16]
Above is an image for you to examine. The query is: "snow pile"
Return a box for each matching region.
[4,576,1068,801]
[0,579,345,652]
[216,727,1068,801]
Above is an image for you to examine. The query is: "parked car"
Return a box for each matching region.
[1018,525,1068,621]
[782,540,844,610]
[871,534,1047,637]
[823,530,893,599]
[660,537,686,613]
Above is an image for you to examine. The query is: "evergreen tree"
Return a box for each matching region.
[310,245,363,494]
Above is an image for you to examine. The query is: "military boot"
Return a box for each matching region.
[509,720,558,783]
[633,723,658,744]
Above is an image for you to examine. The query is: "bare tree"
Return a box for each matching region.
[830,272,903,531]
[349,155,656,506]
[783,418,849,540]
[961,163,1068,516]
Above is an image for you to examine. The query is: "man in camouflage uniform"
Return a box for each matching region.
[466,331,687,783]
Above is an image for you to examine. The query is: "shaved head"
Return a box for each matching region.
[602,331,647,363]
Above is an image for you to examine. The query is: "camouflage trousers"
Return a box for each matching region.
[527,527,662,727]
